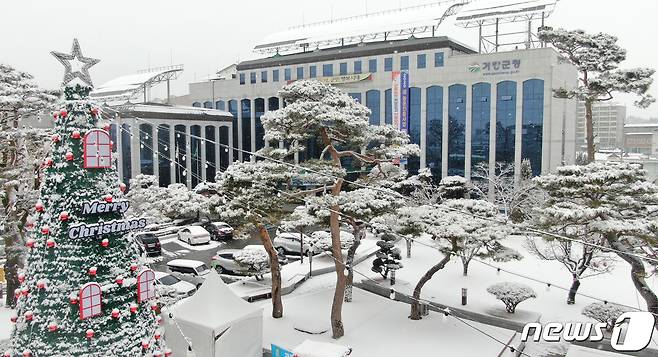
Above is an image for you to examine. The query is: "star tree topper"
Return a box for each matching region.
[51,38,100,88]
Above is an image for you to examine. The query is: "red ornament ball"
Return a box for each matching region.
[129,304,138,314]
[47,322,58,332]
[51,134,61,143]
[115,275,124,285]
[36,280,45,290]
[35,202,44,212]
[164,349,172,357]
[40,226,49,235]
[130,263,138,272]
[111,309,120,319]
[3,351,10,357]
[101,238,109,247]
[25,239,35,249]
[46,239,56,248]
[103,123,111,132]
[85,329,94,339]
[153,351,162,357]
[88,267,97,276]
[154,330,162,340]
[71,131,81,139]
[150,302,158,311]
[60,110,68,118]
[22,350,31,357]
[59,211,69,221]
[91,107,100,116]
[141,340,149,349]
[44,158,53,167]
[119,183,127,193]
[65,152,74,161]
[104,194,113,203]
[69,296,78,305]
[52,112,59,120]
[24,311,33,321]
[17,273,25,283]
[13,289,20,299]
[21,287,28,297]
[155,316,163,325]
[9,315,17,323]
[25,221,34,230]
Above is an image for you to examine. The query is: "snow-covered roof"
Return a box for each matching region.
[167,259,207,269]
[91,65,183,104]
[253,1,466,54]
[624,123,658,128]
[455,0,558,27]
[121,103,233,122]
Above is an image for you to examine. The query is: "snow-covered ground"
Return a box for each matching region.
[259,280,520,356]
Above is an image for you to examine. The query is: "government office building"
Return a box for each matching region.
[187,35,578,180]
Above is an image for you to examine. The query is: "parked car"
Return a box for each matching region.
[133,233,161,256]
[272,231,313,256]
[166,259,211,288]
[202,221,234,241]
[211,249,242,274]
[177,226,211,245]
[154,271,196,297]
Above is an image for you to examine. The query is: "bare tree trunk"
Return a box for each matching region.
[567,275,580,305]
[406,238,412,258]
[410,253,452,320]
[606,233,658,330]
[462,258,470,277]
[256,223,283,318]
[585,99,595,163]
[344,225,363,303]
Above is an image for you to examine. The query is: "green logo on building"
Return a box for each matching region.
[468,64,481,73]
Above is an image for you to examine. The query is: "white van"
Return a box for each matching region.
[166,259,211,288]
[177,226,211,245]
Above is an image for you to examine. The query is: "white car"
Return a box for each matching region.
[211,249,242,274]
[273,231,313,256]
[166,259,211,288]
[154,271,196,298]
[177,226,211,245]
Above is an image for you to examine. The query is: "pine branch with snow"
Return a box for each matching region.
[487,282,537,313]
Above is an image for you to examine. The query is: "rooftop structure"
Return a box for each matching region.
[91,64,184,105]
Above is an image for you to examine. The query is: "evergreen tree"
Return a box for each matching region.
[371,232,402,285]
[10,43,165,356]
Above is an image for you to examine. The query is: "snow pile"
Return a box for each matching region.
[292,340,352,357]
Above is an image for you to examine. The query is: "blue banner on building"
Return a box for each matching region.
[399,70,409,133]
[271,344,295,357]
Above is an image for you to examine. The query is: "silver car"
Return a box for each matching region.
[272,232,313,255]
[211,249,242,274]
[154,271,196,298]
[166,259,211,288]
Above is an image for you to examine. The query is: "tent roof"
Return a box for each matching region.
[173,270,262,329]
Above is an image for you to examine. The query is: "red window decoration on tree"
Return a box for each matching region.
[79,282,102,319]
[83,129,112,168]
[137,269,156,303]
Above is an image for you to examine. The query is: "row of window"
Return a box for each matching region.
[238,52,445,85]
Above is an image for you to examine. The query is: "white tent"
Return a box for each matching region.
[164,270,263,357]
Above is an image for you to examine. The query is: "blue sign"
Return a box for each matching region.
[271,344,295,357]
[399,70,409,133]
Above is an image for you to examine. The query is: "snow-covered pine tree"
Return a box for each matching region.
[1,64,58,307]
[10,78,165,355]
[371,232,402,285]
[539,28,655,162]
[260,79,417,338]
[534,162,658,328]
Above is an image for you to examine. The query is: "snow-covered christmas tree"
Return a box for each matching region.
[9,39,166,356]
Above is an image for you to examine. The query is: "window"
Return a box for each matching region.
[284,68,291,81]
[435,52,444,67]
[384,58,393,72]
[79,282,102,319]
[261,71,268,83]
[216,100,225,110]
[239,73,245,85]
[417,54,426,69]
[408,87,421,175]
[354,60,362,74]
[297,67,304,79]
[273,69,280,82]
[323,64,333,77]
[241,99,252,160]
[400,56,409,70]
[250,72,256,84]
[448,84,467,176]
[384,89,392,124]
[137,269,156,303]
[369,59,377,73]
[522,79,545,176]
[203,101,212,109]
[426,86,443,179]
[309,65,317,78]
[84,129,112,168]
[496,81,517,166]
[471,83,491,175]
[366,90,380,126]
[192,102,201,107]
[339,63,347,75]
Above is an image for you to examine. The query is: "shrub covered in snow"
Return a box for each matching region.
[487,282,537,313]
[310,231,355,252]
[582,302,632,330]
[371,233,403,281]
[233,249,270,277]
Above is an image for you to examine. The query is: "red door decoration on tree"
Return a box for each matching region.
[137,269,156,303]
[79,282,102,319]
[83,129,112,168]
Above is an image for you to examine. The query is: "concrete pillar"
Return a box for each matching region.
[215,125,221,175]
[489,82,498,201]
[514,82,523,182]
[237,101,243,162]
[420,87,427,169]
[228,122,234,166]
[169,125,176,185]
[264,98,270,149]
[380,88,387,126]
[115,117,123,183]
[279,97,285,149]
[185,125,192,189]
[251,99,256,162]
[464,83,473,180]
[130,118,140,180]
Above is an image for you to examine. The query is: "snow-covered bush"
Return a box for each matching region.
[582,303,632,330]
[438,176,470,199]
[233,249,270,277]
[371,233,402,282]
[310,231,355,252]
[487,282,537,313]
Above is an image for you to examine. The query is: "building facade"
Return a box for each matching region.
[576,101,626,151]
[624,122,658,155]
[186,36,578,179]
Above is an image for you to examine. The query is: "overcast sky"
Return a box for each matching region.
[1,0,657,117]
